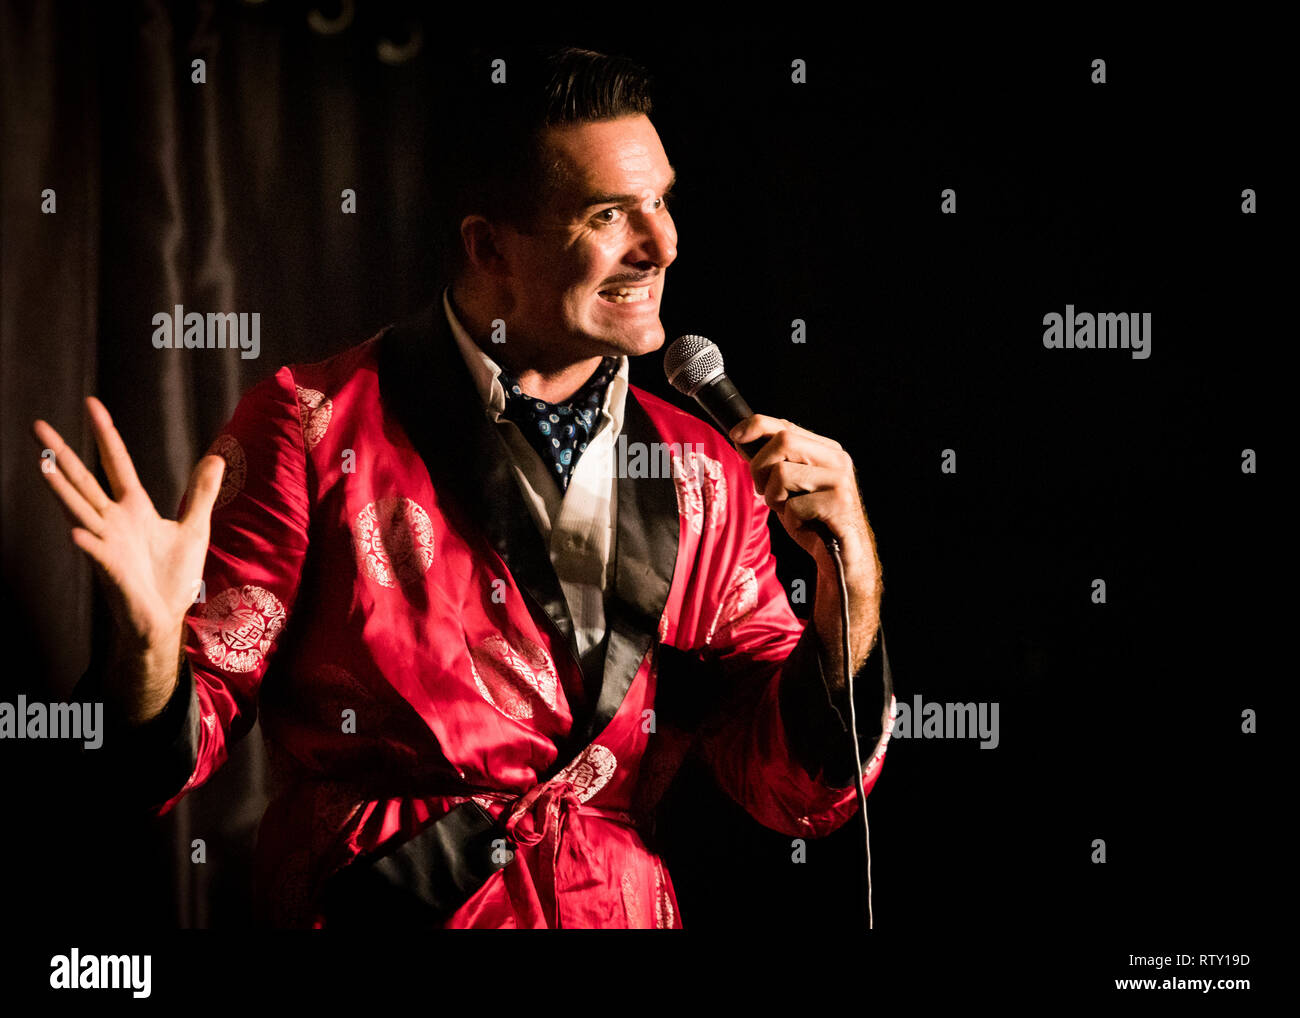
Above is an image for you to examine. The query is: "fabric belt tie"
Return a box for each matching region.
[475,783,641,929]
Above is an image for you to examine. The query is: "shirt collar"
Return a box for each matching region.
[442,285,629,430]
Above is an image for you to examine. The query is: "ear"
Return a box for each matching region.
[459,213,515,277]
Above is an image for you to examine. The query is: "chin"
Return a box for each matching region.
[580,324,664,360]
[628,328,666,353]
[613,333,665,359]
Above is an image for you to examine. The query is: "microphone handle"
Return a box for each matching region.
[694,375,763,456]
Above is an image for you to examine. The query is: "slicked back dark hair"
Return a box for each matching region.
[438,46,655,280]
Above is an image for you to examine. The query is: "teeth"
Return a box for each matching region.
[601,286,650,304]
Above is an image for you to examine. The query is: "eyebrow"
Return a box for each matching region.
[577,166,677,211]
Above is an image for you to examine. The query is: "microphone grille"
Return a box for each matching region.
[664,334,725,397]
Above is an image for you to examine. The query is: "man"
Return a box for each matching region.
[34,47,892,928]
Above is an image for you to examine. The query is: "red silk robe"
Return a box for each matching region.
[96,300,893,929]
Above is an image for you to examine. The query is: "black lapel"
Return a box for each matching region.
[376,298,681,762]
[568,389,680,751]
[375,298,582,677]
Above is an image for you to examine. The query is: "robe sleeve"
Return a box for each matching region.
[72,367,312,816]
[689,470,891,839]
[72,654,202,815]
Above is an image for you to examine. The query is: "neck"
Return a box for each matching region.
[449,279,608,403]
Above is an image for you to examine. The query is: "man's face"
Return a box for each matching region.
[494,114,678,365]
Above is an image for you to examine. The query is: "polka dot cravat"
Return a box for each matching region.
[499,357,620,493]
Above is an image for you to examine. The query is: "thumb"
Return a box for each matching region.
[180,454,226,530]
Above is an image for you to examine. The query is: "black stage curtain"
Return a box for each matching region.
[1,2,1279,952]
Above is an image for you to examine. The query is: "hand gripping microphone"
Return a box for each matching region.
[664,333,892,931]
[663,334,838,551]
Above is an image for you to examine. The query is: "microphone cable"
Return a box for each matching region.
[824,533,877,931]
[664,332,891,931]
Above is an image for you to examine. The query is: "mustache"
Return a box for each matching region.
[598,275,658,288]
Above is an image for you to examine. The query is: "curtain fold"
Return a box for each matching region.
[2,0,455,928]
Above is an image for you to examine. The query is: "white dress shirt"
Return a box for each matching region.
[442,287,628,679]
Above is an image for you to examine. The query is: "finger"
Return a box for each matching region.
[180,454,226,531]
[727,414,783,446]
[86,397,143,499]
[38,457,107,534]
[31,418,111,513]
[69,525,111,571]
[749,432,848,490]
[754,423,843,466]
[781,489,840,529]
[763,461,841,508]
[776,418,842,451]
[729,415,842,451]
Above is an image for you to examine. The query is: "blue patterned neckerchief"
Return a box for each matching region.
[498,357,621,493]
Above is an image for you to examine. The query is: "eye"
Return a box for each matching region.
[593,207,624,225]
[643,192,673,214]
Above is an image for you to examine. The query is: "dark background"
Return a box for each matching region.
[1,1,1278,995]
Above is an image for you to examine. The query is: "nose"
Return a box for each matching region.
[629,207,677,269]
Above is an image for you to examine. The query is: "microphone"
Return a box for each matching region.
[663,334,767,458]
[663,333,835,550]
[664,332,891,930]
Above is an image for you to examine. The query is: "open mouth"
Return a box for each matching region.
[597,285,652,304]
